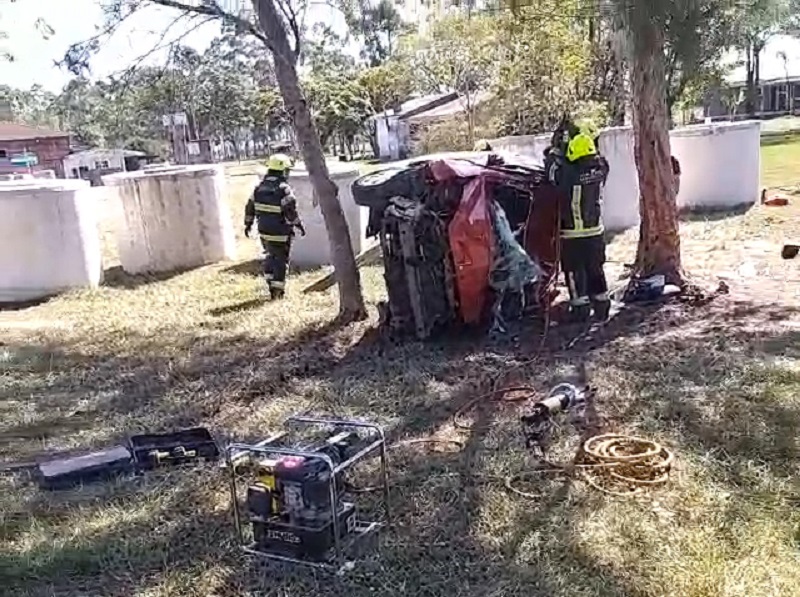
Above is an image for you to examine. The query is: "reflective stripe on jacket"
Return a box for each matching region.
[244,175,298,243]
[546,153,609,239]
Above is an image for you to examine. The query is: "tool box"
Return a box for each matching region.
[37,446,134,490]
[129,427,219,469]
[35,427,219,490]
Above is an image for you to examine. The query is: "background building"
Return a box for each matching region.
[0,122,71,177]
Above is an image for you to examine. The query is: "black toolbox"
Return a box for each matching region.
[37,446,134,490]
[129,427,219,469]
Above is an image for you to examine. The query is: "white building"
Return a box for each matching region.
[372,92,463,160]
[63,148,145,180]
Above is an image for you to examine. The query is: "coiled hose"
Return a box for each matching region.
[505,433,674,498]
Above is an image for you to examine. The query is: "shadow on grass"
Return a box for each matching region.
[0,465,238,596]
[208,297,267,317]
[0,296,58,313]
[222,257,325,279]
[222,259,264,278]
[102,265,198,290]
[3,294,800,595]
[679,202,753,222]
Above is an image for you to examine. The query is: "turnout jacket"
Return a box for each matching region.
[244,175,302,243]
[545,151,610,239]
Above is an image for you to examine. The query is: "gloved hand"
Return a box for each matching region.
[297,224,306,237]
[244,227,251,238]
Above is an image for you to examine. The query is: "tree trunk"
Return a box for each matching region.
[745,42,756,117]
[754,44,762,113]
[252,0,366,320]
[628,20,683,285]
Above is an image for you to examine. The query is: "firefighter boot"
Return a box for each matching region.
[570,303,591,323]
[592,299,611,323]
[269,286,285,300]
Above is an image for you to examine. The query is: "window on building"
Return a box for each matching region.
[94,160,110,169]
[0,149,7,159]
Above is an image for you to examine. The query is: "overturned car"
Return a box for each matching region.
[352,152,563,339]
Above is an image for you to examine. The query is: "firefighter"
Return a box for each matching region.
[545,122,611,322]
[244,154,305,299]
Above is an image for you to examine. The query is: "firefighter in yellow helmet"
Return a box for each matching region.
[544,118,611,322]
[244,154,305,299]
[473,139,493,152]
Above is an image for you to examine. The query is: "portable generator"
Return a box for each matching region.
[227,417,389,572]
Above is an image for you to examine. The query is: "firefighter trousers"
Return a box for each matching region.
[260,237,291,296]
[560,234,609,313]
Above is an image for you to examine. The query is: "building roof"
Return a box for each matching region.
[0,122,70,142]
[405,91,493,123]
[725,35,800,85]
[67,148,146,157]
[373,92,458,120]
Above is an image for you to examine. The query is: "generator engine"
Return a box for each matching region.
[245,430,363,561]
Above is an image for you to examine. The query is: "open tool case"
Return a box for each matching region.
[37,427,220,489]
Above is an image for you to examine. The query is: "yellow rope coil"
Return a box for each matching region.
[579,434,674,497]
[504,433,674,499]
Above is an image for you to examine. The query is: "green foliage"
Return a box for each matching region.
[401,14,498,96]
[491,4,594,135]
[304,73,372,151]
[343,0,407,66]
[6,31,287,154]
[357,61,415,114]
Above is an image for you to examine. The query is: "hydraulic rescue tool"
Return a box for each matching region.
[520,383,591,454]
[226,416,389,573]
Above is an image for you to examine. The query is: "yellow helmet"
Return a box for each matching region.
[267,154,293,172]
[473,139,492,152]
[566,133,597,162]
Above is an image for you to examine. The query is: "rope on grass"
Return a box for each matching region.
[504,433,674,499]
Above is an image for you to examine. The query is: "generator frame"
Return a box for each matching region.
[227,416,390,574]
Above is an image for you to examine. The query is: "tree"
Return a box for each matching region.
[305,73,372,157]
[358,61,415,155]
[402,13,497,142]
[343,0,406,66]
[732,0,791,116]
[100,0,367,320]
[663,3,735,119]
[612,1,682,284]
[492,4,595,135]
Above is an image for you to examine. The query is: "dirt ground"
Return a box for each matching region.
[1,148,800,597]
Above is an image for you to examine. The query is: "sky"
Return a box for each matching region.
[1,0,346,92]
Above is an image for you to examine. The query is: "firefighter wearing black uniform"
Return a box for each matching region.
[244,154,305,299]
[545,126,611,322]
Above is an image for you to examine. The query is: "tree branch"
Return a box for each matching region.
[146,0,273,50]
[275,0,302,58]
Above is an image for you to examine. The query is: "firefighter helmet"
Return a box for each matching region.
[267,154,293,172]
[566,133,597,162]
[473,139,492,152]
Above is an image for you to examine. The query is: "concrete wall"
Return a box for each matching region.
[491,121,762,231]
[103,165,237,275]
[0,179,102,302]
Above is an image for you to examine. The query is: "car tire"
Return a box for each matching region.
[351,165,425,210]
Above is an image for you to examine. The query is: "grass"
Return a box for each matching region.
[760,133,800,190]
[1,140,800,596]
